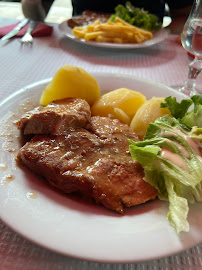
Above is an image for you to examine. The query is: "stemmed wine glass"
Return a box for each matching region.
[180,0,202,96]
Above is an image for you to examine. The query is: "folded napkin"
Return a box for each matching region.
[0,21,53,38]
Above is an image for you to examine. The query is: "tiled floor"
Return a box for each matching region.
[0,0,72,23]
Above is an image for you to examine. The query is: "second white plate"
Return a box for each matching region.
[58,21,168,49]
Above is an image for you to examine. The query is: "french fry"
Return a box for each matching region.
[86,19,100,31]
[85,31,103,41]
[95,35,114,43]
[72,17,153,44]
[72,28,86,38]
[92,19,100,26]
[113,37,127,43]
[99,31,133,39]
[134,33,145,43]
[114,16,152,38]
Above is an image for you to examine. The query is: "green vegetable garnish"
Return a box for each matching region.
[110,1,162,31]
[129,95,202,234]
[161,95,202,128]
[160,96,193,119]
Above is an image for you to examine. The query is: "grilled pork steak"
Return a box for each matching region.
[67,10,110,28]
[17,98,91,135]
[17,113,157,213]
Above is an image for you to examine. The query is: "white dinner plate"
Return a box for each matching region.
[0,73,202,263]
[58,21,168,49]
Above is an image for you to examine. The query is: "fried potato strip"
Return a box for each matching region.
[72,17,153,44]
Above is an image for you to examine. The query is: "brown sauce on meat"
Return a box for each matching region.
[17,112,157,214]
[68,10,111,28]
[1,96,157,213]
[0,97,39,174]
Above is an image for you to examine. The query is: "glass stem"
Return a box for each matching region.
[180,58,201,96]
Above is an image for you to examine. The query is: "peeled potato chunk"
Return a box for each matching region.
[91,88,146,124]
[40,65,100,106]
[113,108,130,125]
[130,97,171,139]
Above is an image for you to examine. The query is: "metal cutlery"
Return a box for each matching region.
[20,21,38,44]
[1,18,30,41]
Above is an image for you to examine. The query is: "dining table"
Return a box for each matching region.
[0,17,202,270]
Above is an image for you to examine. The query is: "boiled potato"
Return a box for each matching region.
[91,88,146,124]
[130,97,171,139]
[113,108,130,125]
[40,65,100,106]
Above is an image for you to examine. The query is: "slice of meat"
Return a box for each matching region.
[67,10,111,28]
[17,98,91,135]
[17,117,157,213]
[88,116,139,140]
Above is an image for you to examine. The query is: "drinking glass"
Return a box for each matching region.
[21,0,54,22]
[180,0,202,96]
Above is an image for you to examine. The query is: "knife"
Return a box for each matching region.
[1,18,30,41]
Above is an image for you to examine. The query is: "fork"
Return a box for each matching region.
[20,20,38,44]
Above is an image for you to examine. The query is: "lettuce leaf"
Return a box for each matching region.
[160,95,202,128]
[129,115,202,233]
[160,96,193,119]
[182,104,202,128]
[110,1,162,31]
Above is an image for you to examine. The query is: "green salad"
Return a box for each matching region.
[110,1,162,31]
[129,95,202,234]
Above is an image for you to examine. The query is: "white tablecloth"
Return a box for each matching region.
[0,18,202,270]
